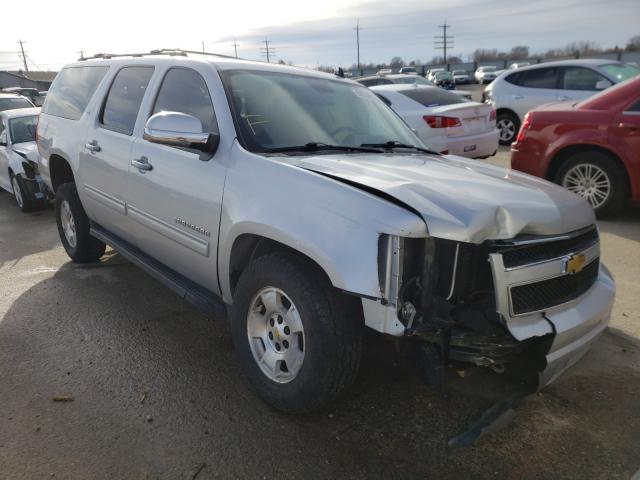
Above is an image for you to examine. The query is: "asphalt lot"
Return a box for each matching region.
[0,153,639,479]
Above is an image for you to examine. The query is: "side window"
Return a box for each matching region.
[627,100,640,112]
[152,68,217,133]
[561,67,606,91]
[101,66,154,135]
[504,72,522,85]
[42,66,109,120]
[520,68,558,89]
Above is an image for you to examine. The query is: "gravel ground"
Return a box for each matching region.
[0,160,639,479]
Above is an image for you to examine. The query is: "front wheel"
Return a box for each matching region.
[55,182,106,263]
[496,111,520,145]
[555,151,628,218]
[10,173,38,213]
[232,252,362,413]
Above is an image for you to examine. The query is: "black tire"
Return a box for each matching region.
[554,151,628,218]
[10,173,38,213]
[55,182,106,263]
[496,111,520,145]
[231,252,362,413]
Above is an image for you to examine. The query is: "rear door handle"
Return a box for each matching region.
[512,95,523,100]
[558,95,571,101]
[84,140,101,153]
[132,156,153,172]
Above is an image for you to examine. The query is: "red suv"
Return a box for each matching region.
[511,76,640,217]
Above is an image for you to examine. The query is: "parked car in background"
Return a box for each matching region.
[399,66,418,74]
[0,108,49,211]
[355,75,394,87]
[509,62,531,69]
[511,76,640,217]
[371,84,498,158]
[383,74,434,85]
[427,68,445,82]
[2,87,45,106]
[0,93,35,112]
[452,70,471,84]
[474,66,498,84]
[376,68,392,76]
[432,71,455,89]
[485,59,640,145]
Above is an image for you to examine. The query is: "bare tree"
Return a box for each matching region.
[627,35,640,51]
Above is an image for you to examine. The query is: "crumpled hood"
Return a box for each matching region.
[293,153,595,243]
[11,141,39,163]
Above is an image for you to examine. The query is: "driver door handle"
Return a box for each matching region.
[84,140,101,153]
[132,156,153,172]
[558,95,571,101]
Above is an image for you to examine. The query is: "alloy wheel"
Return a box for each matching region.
[562,163,611,209]
[497,118,516,142]
[60,200,77,248]
[11,176,24,209]
[247,286,305,383]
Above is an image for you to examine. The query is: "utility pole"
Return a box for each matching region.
[353,20,362,75]
[17,40,28,71]
[260,38,275,63]
[231,39,240,58]
[202,41,205,53]
[434,20,454,66]
[78,50,85,60]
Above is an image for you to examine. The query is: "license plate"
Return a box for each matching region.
[464,145,477,152]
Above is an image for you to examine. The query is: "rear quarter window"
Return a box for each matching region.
[42,66,109,120]
[399,88,465,107]
[504,72,523,85]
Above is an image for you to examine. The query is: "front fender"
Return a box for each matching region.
[218,144,428,304]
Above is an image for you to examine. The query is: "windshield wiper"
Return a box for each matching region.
[264,142,383,154]
[361,140,440,155]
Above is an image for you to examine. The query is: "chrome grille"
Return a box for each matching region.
[510,259,600,315]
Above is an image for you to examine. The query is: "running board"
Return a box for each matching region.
[90,222,227,320]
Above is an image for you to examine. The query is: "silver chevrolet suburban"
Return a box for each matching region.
[36,50,615,413]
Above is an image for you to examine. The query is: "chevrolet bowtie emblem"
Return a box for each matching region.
[565,254,587,274]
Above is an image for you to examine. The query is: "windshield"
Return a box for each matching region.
[221,69,423,153]
[599,63,640,82]
[9,115,38,144]
[435,72,453,80]
[453,71,466,75]
[0,97,33,111]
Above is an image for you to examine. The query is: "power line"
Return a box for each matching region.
[353,20,362,74]
[260,38,275,63]
[231,39,240,58]
[17,40,28,71]
[434,20,454,64]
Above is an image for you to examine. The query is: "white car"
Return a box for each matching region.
[0,108,49,211]
[0,93,35,112]
[427,68,445,82]
[484,59,640,144]
[452,70,471,84]
[371,84,498,158]
[508,62,530,69]
[474,66,498,84]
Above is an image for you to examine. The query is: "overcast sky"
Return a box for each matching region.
[1,0,638,70]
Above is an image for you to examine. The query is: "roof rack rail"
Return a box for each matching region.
[78,49,237,62]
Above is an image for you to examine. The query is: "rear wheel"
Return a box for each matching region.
[555,151,628,218]
[232,252,362,413]
[496,111,520,145]
[55,182,106,263]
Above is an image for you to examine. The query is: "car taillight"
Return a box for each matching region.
[515,112,532,143]
[489,109,496,122]
[423,116,461,128]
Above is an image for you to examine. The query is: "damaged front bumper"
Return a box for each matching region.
[539,264,614,388]
[362,225,614,390]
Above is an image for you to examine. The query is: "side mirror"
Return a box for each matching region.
[595,79,612,90]
[143,111,219,154]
